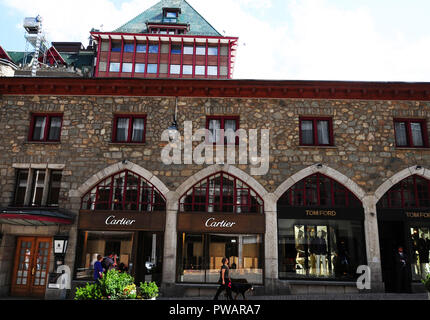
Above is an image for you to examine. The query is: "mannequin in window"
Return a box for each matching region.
[308,230,317,274]
[411,229,420,276]
[312,230,327,276]
[295,230,306,271]
[418,233,429,277]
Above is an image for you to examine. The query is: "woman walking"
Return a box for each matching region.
[214,257,233,300]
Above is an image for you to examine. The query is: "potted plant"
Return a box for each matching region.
[74,282,104,300]
[422,274,430,300]
[74,269,136,300]
[139,281,159,300]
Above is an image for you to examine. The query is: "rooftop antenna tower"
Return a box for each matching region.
[23,15,49,76]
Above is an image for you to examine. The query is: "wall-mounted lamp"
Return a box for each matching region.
[53,235,69,255]
[316,163,323,169]
[416,165,422,171]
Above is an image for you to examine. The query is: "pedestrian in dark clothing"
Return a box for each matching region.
[102,253,117,273]
[214,257,233,300]
[94,255,104,283]
[394,246,410,293]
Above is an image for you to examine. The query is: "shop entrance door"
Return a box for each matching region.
[11,237,52,298]
[135,232,163,286]
[378,221,409,292]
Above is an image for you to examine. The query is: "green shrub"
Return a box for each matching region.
[100,269,135,300]
[139,281,159,299]
[74,282,103,300]
[422,274,430,292]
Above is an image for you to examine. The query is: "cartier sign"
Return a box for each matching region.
[178,213,265,234]
[105,215,136,225]
[78,211,165,231]
[205,218,236,228]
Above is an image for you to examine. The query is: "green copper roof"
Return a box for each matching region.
[114,0,222,36]
[6,51,33,65]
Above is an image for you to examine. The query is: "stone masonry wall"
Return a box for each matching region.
[0,95,429,208]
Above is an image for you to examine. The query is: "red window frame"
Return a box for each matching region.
[205,116,240,145]
[299,116,334,146]
[112,114,147,143]
[393,118,429,148]
[377,175,430,209]
[28,113,63,142]
[278,173,361,208]
[179,171,264,214]
[81,169,166,212]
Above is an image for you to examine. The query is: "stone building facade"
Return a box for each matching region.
[0,78,430,297]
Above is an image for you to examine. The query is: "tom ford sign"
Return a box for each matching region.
[178,213,265,234]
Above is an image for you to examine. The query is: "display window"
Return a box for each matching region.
[410,226,430,281]
[75,231,135,280]
[176,233,263,284]
[277,173,366,280]
[278,219,366,280]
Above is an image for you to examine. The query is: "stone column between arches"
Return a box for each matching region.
[262,193,280,294]
[361,195,384,292]
[161,191,179,295]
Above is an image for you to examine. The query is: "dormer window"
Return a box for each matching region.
[163,7,181,23]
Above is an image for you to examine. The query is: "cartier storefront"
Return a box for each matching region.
[176,172,265,285]
[74,170,166,285]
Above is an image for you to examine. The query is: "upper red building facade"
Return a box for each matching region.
[91,0,238,79]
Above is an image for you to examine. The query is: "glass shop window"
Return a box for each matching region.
[278,219,366,280]
[74,231,134,280]
[410,226,430,281]
[177,233,263,284]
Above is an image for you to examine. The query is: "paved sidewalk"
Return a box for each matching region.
[158,293,429,300]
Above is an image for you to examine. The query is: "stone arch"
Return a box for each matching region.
[374,166,430,203]
[273,164,366,202]
[72,161,170,199]
[174,164,269,201]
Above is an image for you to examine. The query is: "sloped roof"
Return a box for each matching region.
[114,0,222,36]
[6,51,33,66]
[6,50,93,69]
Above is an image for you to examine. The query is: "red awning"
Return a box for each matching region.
[0,209,74,226]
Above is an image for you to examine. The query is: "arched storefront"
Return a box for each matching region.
[377,174,430,292]
[277,173,367,281]
[74,169,167,285]
[176,171,265,285]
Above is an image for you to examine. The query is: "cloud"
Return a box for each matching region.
[2,0,157,45]
[2,0,430,81]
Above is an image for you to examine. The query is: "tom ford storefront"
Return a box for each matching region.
[277,173,367,282]
[73,169,166,285]
[175,172,266,286]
